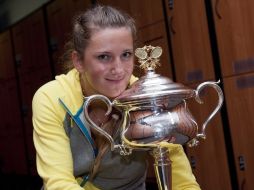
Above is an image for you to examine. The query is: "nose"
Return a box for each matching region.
[111,58,124,75]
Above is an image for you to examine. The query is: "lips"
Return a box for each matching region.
[105,75,125,81]
[106,78,123,81]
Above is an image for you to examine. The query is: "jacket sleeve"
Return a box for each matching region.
[160,142,201,190]
[32,90,85,190]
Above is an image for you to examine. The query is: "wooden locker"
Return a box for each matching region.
[224,73,254,190]
[97,0,164,28]
[46,0,91,74]
[128,0,164,28]
[67,0,91,15]
[12,9,51,75]
[29,10,51,72]
[164,0,215,84]
[184,81,231,190]
[0,79,28,175]
[18,68,52,175]
[11,9,52,175]
[0,31,15,80]
[11,18,31,75]
[211,0,254,77]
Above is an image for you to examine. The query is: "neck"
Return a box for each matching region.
[80,73,96,97]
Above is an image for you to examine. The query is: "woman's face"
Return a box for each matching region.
[78,27,134,98]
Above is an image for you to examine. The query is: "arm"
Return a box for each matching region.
[32,90,84,190]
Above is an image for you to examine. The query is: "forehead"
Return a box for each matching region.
[88,27,133,49]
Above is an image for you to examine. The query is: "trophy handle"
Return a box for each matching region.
[84,95,115,151]
[194,80,224,139]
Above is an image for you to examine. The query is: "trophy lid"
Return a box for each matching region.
[115,45,196,106]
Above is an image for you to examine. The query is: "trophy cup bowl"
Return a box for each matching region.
[83,45,224,190]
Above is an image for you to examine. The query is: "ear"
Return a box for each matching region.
[72,51,85,73]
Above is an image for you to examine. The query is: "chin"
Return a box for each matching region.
[107,88,126,98]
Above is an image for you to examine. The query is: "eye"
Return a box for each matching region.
[121,51,133,60]
[97,54,111,62]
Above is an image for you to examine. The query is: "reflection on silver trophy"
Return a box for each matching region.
[84,45,224,190]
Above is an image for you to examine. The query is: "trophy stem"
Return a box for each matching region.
[151,147,172,190]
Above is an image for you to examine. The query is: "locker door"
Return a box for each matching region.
[67,0,91,14]
[12,9,51,75]
[128,0,164,28]
[19,68,52,175]
[0,31,15,80]
[46,0,73,75]
[29,10,51,71]
[12,18,31,75]
[211,0,254,77]
[137,21,172,78]
[0,79,28,175]
[224,73,254,190]
[184,82,231,190]
[46,0,91,74]
[164,0,215,84]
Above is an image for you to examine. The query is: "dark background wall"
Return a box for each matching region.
[0,0,254,189]
[0,0,50,31]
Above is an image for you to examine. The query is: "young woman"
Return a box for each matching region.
[32,5,201,190]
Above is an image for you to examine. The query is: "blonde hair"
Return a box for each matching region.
[89,109,122,180]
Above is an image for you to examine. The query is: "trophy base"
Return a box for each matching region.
[151,147,172,190]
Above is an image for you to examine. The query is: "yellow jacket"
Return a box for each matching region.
[32,68,201,190]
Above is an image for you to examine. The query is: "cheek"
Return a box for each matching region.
[83,64,104,84]
[87,69,105,81]
[125,62,134,73]
[84,62,106,76]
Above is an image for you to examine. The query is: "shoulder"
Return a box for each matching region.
[32,69,83,118]
[129,75,138,85]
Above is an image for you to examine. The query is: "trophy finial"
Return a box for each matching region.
[135,45,162,71]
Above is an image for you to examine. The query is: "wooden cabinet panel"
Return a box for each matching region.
[11,19,31,74]
[0,79,28,174]
[0,31,15,80]
[165,0,215,84]
[184,82,231,190]
[46,0,72,75]
[18,68,52,175]
[137,21,172,78]
[11,8,52,175]
[29,10,50,72]
[128,0,164,28]
[211,0,254,77]
[97,0,164,28]
[224,73,254,190]
[12,10,51,75]
[46,0,91,74]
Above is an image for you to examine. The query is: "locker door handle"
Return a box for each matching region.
[190,156,196,169]
[50,37,58,52]
[238,155,245,171]
[167,0,174,10]
[21,104,29,117]
[15,54,22,67]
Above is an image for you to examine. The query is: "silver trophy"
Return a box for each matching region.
[84,45,224,190]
